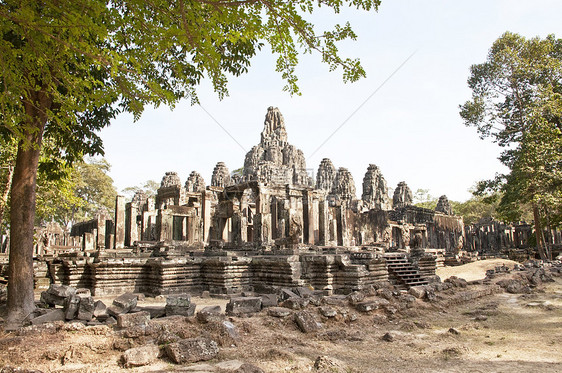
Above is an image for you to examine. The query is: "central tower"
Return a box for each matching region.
[243,107,312,187]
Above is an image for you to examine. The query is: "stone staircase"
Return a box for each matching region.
[384,253,429,289]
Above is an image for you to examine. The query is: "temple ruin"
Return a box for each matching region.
[2,107,559,296]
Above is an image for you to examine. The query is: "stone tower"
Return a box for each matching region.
[435,195,453,215]
[316,158,337,192]
[361,164,390,210]
[211,162,231,188]
[243,107,312,187]
[185,171,206,192]
[392,181,413,209]
[333,167,356,205]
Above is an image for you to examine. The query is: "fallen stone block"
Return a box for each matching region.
[142,306,166,319]
[319,306,337,318]
[93,300,108,320]
[196,306,223,323]
[408,286,426,299]
[322,295,347,306]
[107,293,138,317]
[281,297,309,310]
[267,307,292,318]
[294,310,322,333]
[221,320,240,342]
[165,294,195,316]
[260,294,278,308]
[166,294,191,307]
[117,311,150,328]
[165,337,219,364]
[279,288,299,301]
[75,288,91,297]
[355,298,390,312]
[293,286,313,298]
[121,344,159,368]
[30,309,65,325]
[347,291,365,305]
[40,284,76,307]
[77,295,94,321]
[64,295,80,320]
[226,297,262,316]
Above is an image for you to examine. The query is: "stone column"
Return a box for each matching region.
[318,199,328,246]
[96,214,106,250]
[158,209,173,241]
[125,202,138,247]
[114,195,126,249]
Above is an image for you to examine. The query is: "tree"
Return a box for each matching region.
[122,179,159,201]
[450,193,500,225]
[35,158,117,227]
[413,188,437,210]
[460,32,562,260]
[0,0,381,326]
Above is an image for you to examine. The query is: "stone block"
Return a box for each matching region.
[322,295,347,306]
[93,300,108,320]
[279,288,299,301]
[64,295,80,320]
[409,286,426,299]
[196,306,223,323]
[121,344,159,368]
[281,297,309,310]
[221,320,240,342]
[260,294,278,308]
[117,311,150,328]
[166,303,196,317]
[355,298,390,312]
[293,287,313,298]
[294,310,322,333]
[77,295,95,321]
[319,306,337,318]
[40,284,76,307]
[226,297,262,316]
[347,291,366,305]
[30,309,65,325]
[75,288,91,297]
[165,337,219,364]
[142,306,166,319]
[166,294,191,307]
[108,293,138,317]
[267,307,292,318]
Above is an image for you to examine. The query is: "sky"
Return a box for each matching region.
[99,0,562,203]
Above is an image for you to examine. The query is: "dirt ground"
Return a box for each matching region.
[0,260,561,373]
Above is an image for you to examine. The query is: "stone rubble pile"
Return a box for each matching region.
[6,261,560,372]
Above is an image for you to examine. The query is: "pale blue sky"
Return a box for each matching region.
[99,0,562,202]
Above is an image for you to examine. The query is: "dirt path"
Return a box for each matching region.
[436,258,520,282]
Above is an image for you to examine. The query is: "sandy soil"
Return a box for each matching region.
[436,259,520,282]
[0,261,560,373]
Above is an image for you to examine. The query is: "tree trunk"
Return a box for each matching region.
[6,89,50,329]
[532,204,547,261]
[0,165,14,236]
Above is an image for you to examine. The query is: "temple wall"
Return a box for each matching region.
[47,251,408,296]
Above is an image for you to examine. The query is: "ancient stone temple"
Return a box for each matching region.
[23,107,474,296]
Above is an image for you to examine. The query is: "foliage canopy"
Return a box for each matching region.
[460,32,562,259]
